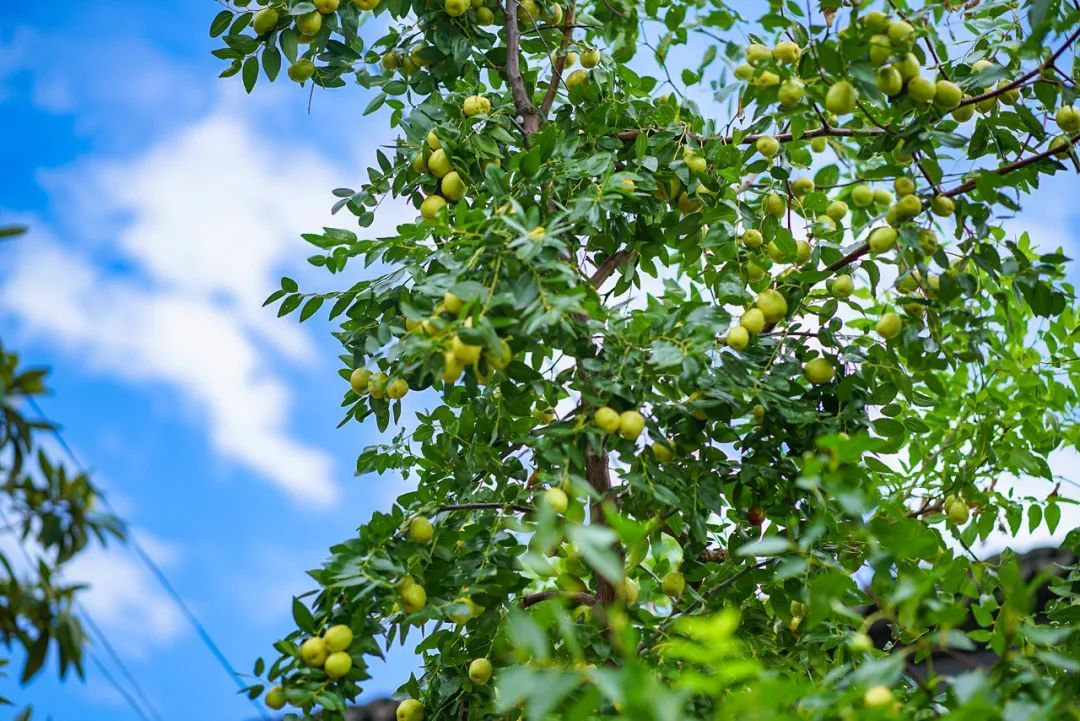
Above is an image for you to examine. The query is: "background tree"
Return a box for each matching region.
[210,1,1080,719]
[1,225,125,708]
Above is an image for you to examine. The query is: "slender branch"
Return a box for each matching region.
[539,0,576,116]
[520,590,596,608]
[956,26,1080,109]
[614,124,886,147]
[438,502,533,514]
[590,248,636,287]
[504,0,540,135]
[826,131,1080,274]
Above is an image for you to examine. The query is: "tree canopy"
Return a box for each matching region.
[210,0,1080,719]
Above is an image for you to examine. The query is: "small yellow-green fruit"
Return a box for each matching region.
[831,275,854,299]
[324,651,352,679]
[1057,105,1080,133]
[777,78,805,107]
[727,325,750,350]
[767,241,786,263]
[426,130,441,150]
[368,372,387,398]
[618,410,646,440]
[441,171,467,202]
[565,69,588,89]
[795,239,812,264]
[868,34,892,66]
[773,41,801,64]
[918,229,939,256]
[876,66,903,97]
[451,335,482,364]
[876,312,902,340]
[350,368,371,394]
[468,657,493,684]
[315,0,340,12]
[762,192,785,218]
[265,686,287,710]
[815,215,837,232]
[420,195,447,220]
[745,43,772,66]
[934,80,962,108]
[594,406,621,433]
[661,570,685,598]
[353,0,381,8]
[887,19,914,46]
[475,6,495,24]
[756,136,780,158]
[825,80,857,115]
[253,8,280,34]
[543,487,569,514]
[753,70,780,87]
[849,184,873,207]
[873,189,894,206]
[443,291,464,314]
[753,405,765,424]
[791,176,814,196]
[397,699,425,721]
[893,53,920,82]
[868,226,898,253]
[409,515,433,543]
[849,632,874,653]
[463,95,491,116]
[401,583,427,613]
[930,195,954,217]
[620,577,640,604]
[651,440,674,462]
[445,0,469,16]
[826,200,849,222]
[442,352,463,384]
[685,153,708,175]
[976,93,997,114]
[547,2,564,24]
[1050,135,1073,158]
[948,498,970,524]
[740,308,766,335]
[742,228,763,248]
[804,357,835,385]
[810,136,827,152]
[864,10,890,33]
[906,75,936,103]
[952,99,975,122]
[756,289,788,323]
[864,686,894,710]
[382,52,402,73]
[387,378,409,399]
[296,11,323,35]
[746,261,766,282]
[734,62,754,81]
[897,193,923,218]
[484,338,512,370]
[301,637,329,667]
[580,48,601,68]
[997,81,1019,104]
[427,148,452,178]
[894,177,915,196]
[288,58,316,83]
[324,624,354,652]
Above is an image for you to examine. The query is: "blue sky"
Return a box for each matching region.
[2,3,1079,720]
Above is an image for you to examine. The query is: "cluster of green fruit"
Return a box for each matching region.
[379,43,437,79]
[733,40,806,108]
[442,0,502,26]
[264,624,357,708]
[393,656,491,721]
[590,406,676,461]
[1052,105,1080,157]
[350,367,410,400]
[414,122,479,220]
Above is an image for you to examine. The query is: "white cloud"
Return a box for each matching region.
[1,108,345,506]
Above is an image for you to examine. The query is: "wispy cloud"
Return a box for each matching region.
[1,109,346,505]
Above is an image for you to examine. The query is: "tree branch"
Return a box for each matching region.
[614,124,886,147]
[504,0,540,135]
[956,26,1080,109]
[520,590,596,608]
[438,502,533,514]
[539,0,576,117]
[589,248,636,287]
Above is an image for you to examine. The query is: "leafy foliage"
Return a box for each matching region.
[0,250,125,704]
[212,1,1080,719]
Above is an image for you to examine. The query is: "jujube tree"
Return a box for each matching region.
[209,0,1080,719]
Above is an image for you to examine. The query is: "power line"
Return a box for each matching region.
[27,396,272,721]
[0,506,157,721]
[76,601,165,721]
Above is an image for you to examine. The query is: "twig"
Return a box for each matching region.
[437,502,533,514]
[504,0,540,135]
[520,590,596,608]
[539,0,577,116]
